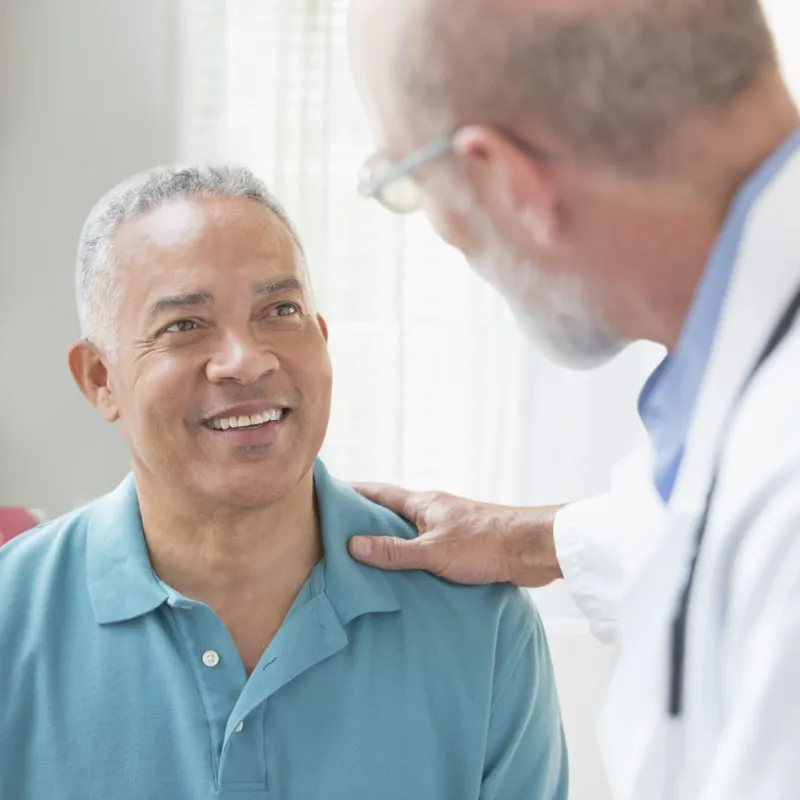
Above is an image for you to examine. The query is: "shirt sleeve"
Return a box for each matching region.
[480,596,569,800]
[697,475,800,800]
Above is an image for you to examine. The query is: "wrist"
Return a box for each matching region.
[504,505,564,588]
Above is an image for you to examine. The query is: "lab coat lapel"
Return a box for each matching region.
[674,148,800,793]
[671,145,800,517]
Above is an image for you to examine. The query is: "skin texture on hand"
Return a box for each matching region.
[348,483,565,587]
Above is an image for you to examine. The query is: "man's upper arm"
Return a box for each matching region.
[480,595,568,800]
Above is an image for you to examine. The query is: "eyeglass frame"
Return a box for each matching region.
[357,127,560,213]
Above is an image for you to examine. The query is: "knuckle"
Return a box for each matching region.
[383,538,404,567]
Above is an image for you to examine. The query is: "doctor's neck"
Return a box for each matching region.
[606,68,800,351]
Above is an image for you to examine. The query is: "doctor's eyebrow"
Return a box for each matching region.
[146,278,305,319]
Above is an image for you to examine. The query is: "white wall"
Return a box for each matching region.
[0,0,177,513]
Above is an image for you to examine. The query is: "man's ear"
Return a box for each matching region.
[452,125,560,247]
[67,341,120,423]
[317,314,329,342]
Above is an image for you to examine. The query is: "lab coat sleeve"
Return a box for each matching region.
[698,473,800,800]
[480,596,569,800]
[553,493,623,644]
[553,447,661,644]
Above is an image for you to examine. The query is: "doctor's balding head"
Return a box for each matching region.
[349,0,795,366]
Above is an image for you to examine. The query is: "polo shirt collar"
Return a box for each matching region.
[312,459,401,624]
[86,462,400,626]
[86,475,168,625]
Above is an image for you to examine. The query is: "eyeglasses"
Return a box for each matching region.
[357,128,559,214]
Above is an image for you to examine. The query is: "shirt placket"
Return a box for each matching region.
[165,596,269,793]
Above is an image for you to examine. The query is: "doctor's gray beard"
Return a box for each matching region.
[472,243,626,369]
[451,191,626,369]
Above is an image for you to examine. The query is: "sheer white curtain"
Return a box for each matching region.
[176,0,800,617]
[178,0,800,616]
[172,6,800,797]
[175,0,662,618]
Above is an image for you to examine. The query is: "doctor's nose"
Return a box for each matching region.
[205,329,280,385]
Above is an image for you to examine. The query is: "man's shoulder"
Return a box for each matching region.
[324,473,540,644]
[0,503,94,606]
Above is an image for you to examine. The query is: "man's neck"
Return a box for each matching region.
[135,469,322,613]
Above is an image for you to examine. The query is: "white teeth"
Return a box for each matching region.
[209,409,283,430]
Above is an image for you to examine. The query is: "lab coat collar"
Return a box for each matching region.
[669,143,800,517]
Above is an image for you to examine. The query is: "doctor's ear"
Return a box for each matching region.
[68,341,120,423]
[452,125,560,244]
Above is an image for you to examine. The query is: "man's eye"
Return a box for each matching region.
[272,303,301,317]
[164,319,197,333]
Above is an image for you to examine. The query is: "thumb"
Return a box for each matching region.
[348,535,428,572]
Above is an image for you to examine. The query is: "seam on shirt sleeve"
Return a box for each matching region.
[489,627,536,718]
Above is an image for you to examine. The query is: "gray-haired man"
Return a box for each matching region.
[0,165,567,800]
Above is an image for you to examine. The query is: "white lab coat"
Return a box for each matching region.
[554,146,800,800]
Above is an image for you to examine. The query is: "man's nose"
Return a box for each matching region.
[205,330,280,385]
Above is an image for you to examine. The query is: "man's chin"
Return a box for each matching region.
[198,463,312,509]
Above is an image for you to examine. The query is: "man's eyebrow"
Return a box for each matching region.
[253,277,304,297]
[147,292,213,318]
[146,278,303,318]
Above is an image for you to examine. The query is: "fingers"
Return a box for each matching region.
[348,535,431,572]
[351,482,422,523]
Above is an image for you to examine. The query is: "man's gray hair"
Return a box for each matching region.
[76,164,306,356]
[398,0,777,172]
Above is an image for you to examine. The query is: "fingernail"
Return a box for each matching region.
[350,537,373,558]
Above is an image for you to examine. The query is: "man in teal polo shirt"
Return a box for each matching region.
[0,165,567,800]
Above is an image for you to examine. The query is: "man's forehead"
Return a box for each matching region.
[114,195,294,255]
[111,196,307,301]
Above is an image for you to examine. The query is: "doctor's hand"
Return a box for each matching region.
[348,483,565,588]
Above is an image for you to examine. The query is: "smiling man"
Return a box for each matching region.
[0,165,567,800]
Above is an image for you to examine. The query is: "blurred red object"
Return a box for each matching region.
[0,507,45,544]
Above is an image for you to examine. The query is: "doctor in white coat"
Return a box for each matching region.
[347,0,800,797]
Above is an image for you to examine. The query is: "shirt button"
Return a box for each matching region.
[202,650,220,668]
[234,721,244,733]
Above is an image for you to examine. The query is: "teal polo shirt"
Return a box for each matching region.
[0,461,567,800]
